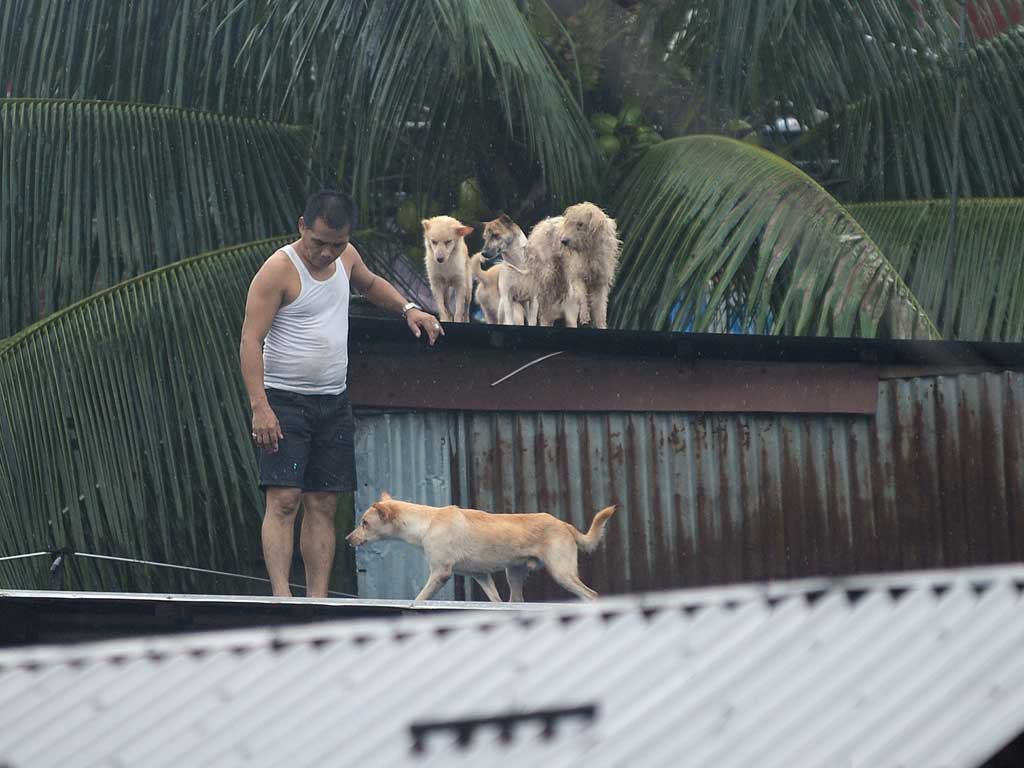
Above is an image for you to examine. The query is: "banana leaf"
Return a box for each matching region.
[609,135,940,339]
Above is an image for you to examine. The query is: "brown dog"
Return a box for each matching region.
[345,492,617,602]
[480,213,536,325]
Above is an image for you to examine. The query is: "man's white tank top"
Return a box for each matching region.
[263,244,349,395]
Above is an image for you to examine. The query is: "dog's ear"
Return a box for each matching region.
[497,212,513,226]
[379,490,392,501]
[456,225,474,238]
[421,219,431,232]
[377,503,396,523]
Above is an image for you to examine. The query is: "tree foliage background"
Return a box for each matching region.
[2,0,1023,593]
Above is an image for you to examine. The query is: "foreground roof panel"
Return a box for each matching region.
[2,566,1023,767]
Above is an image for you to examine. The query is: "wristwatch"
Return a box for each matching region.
[401,301,421,317]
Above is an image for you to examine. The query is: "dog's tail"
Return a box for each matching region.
[572,505,617,553]
[470,252,486,278]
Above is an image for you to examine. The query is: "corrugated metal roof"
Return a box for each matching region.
[2,565,1023,767]
[354,410,461,600]
[352,371,1024,601]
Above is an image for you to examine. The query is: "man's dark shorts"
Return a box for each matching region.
[258,388,357,492]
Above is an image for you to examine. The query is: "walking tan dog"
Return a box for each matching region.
[480,214,536,325]
[345,492,617,601]
[469,252,503,324]
[422,215,474,322]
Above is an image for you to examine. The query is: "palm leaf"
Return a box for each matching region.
[830,23,1024,201]
[1,1,600,210]
[609,135,940,339]
[650,1,955,122]
[0,239,278,592]
[231,0,601,207]
[644,3,1024,201]
[0,98,309,336]
[0,0,287,116]
[850,197,1024,340]
[0,231,429,593]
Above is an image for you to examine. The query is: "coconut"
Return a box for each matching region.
[597,135,622,157]
[590,112,618,136]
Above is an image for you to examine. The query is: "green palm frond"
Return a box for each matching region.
[0,238,282,592]
[0,98,308,337]
[609,136,940,339]
[645,3,1024,201]
[0,0,286,116]
[650,1,962,122]
[0,231,428,592]
[850,198,1024,341]
[231,0,601,206]
[2,1,600,208]
[831,24,1024,201]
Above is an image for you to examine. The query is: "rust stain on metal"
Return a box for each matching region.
[357,371,1024,601]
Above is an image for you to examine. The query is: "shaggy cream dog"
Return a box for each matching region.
[525,215,571,326]
[422,215,474,322]
[528,202,620,328]
[556,202,621,329]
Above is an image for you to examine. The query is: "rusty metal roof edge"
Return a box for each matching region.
[349,316,1024,368]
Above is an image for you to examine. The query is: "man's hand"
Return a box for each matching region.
[406,308,444,346]
[252,403,284,453]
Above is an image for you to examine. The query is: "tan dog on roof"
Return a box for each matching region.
[422,215,474,323]
[345,492,617,602]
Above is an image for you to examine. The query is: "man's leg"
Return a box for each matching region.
[262,487,303,597]
[300,491,339,598]
[303,391,357,598]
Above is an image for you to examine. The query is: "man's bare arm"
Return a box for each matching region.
[349,248,444,345]
[240,257,288,450]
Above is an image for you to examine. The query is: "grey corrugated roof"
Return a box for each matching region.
[2,565,1024,767]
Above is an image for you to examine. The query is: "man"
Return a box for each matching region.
[240,190,442,597]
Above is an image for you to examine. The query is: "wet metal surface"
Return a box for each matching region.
[4,566,1024,767]
[354,372,1024,602]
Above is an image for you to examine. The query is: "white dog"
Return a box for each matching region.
[422,215,474,322]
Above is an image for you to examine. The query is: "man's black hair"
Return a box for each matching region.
[303,189,358,231]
